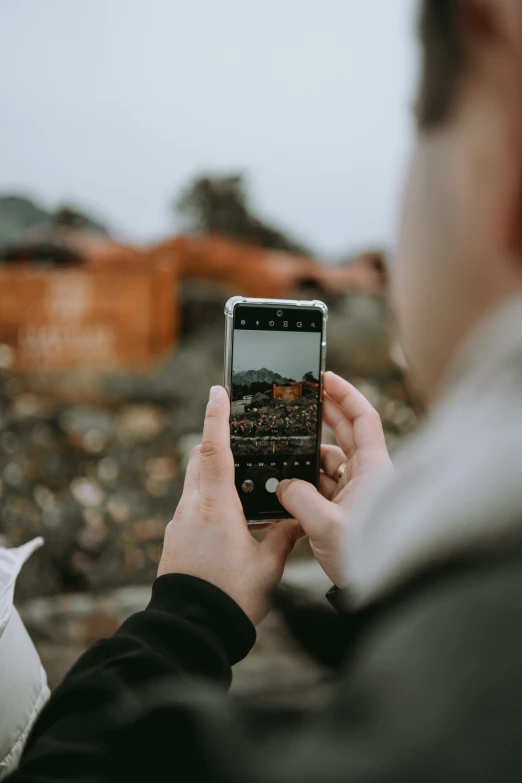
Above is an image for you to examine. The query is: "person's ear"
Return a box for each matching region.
[459,0,522,258]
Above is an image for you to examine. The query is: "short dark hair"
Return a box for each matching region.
[416,0,464,129]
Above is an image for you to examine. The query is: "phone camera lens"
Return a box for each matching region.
[277,310,283,317]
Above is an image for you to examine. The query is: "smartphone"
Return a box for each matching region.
[224,296,328,524]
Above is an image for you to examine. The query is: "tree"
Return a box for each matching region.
[53,204,108,235]
[302,371,318,383]
[175,174,311,255]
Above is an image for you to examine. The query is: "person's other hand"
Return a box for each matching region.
[276,372,393,587]
[158,386,303,625]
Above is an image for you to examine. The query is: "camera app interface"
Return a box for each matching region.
[231,305,322,518]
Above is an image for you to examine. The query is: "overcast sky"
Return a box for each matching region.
[0,0,418,259]
[233,330,321,379]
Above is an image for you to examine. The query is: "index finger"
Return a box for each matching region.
[199,386,234,498]
[324,372,386,458]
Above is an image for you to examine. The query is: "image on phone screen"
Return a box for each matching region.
[230,304,324,521]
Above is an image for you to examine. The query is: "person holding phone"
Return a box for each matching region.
[7,0,522,780]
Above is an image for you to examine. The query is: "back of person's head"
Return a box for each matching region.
[393,0,522,400]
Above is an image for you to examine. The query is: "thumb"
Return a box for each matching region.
[276,479,338,538]
[262,518,304,564]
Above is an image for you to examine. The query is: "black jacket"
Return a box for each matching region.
[7,542,522,783]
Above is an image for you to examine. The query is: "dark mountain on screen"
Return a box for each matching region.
[233,368,295,386]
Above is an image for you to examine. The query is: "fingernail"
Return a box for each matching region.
[276,479,290,496]
[209,386,221,401]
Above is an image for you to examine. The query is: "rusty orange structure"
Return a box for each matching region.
[0,230,386,372]
[0,263,177,371]
[272,380,319,400]
[273,382,302,401]
[86,234,386,299]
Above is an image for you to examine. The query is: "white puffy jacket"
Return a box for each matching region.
[0,538,49,779]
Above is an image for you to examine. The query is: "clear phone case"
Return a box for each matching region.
[224,296,328,523]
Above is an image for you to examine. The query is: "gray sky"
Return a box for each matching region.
[0,0,418,258]
[233,330,321,379]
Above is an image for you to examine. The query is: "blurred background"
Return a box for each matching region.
[0,0,419,701]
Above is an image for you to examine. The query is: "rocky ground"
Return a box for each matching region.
[19,559,333,702]
[1,288,420,696]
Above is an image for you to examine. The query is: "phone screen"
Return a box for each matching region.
[230,304,324,521]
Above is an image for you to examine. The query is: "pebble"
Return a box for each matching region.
[125,547,145,573]
[97,457,120,483]
[3,462,24,486]
[78,509,107,550]
[145,457,177,481]
[12,394,51,419]
[34,485,56,509]
[0,431,19,454]
[145,478,170,497]
[132,519,165,542]
[117,405,163,443]
[31,424,53,446]
[70,478,104,507]
[42,507,62,529]
[82,430,107,453]
[107,496,130,523]
[59,406,114,437]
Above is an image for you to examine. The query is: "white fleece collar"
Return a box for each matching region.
[344,297,522,607]
[0,537,43,637]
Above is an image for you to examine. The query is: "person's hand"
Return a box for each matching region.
[158,386,303,625]
[276,372,393,587]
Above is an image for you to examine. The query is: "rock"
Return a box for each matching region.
[326,293,394,377]
[145,456,178,482]
[33,485,56,509]
[97,456,120,483]
[145,477,170,497]
[31,424,53,447]
[59,406,114,453]
[70,478,104,507]
[124,547,145,573]
[132,519,166,542]
[106,496,130,523]
[77,508,107,550]
[0,431,19,454]
[3,462,24,487]
[12,394,53,419]
[246,392,270,411]
[82,430,107,453]
[59,406,114,435]
[18,575,327,699]
[116,405,163,443]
